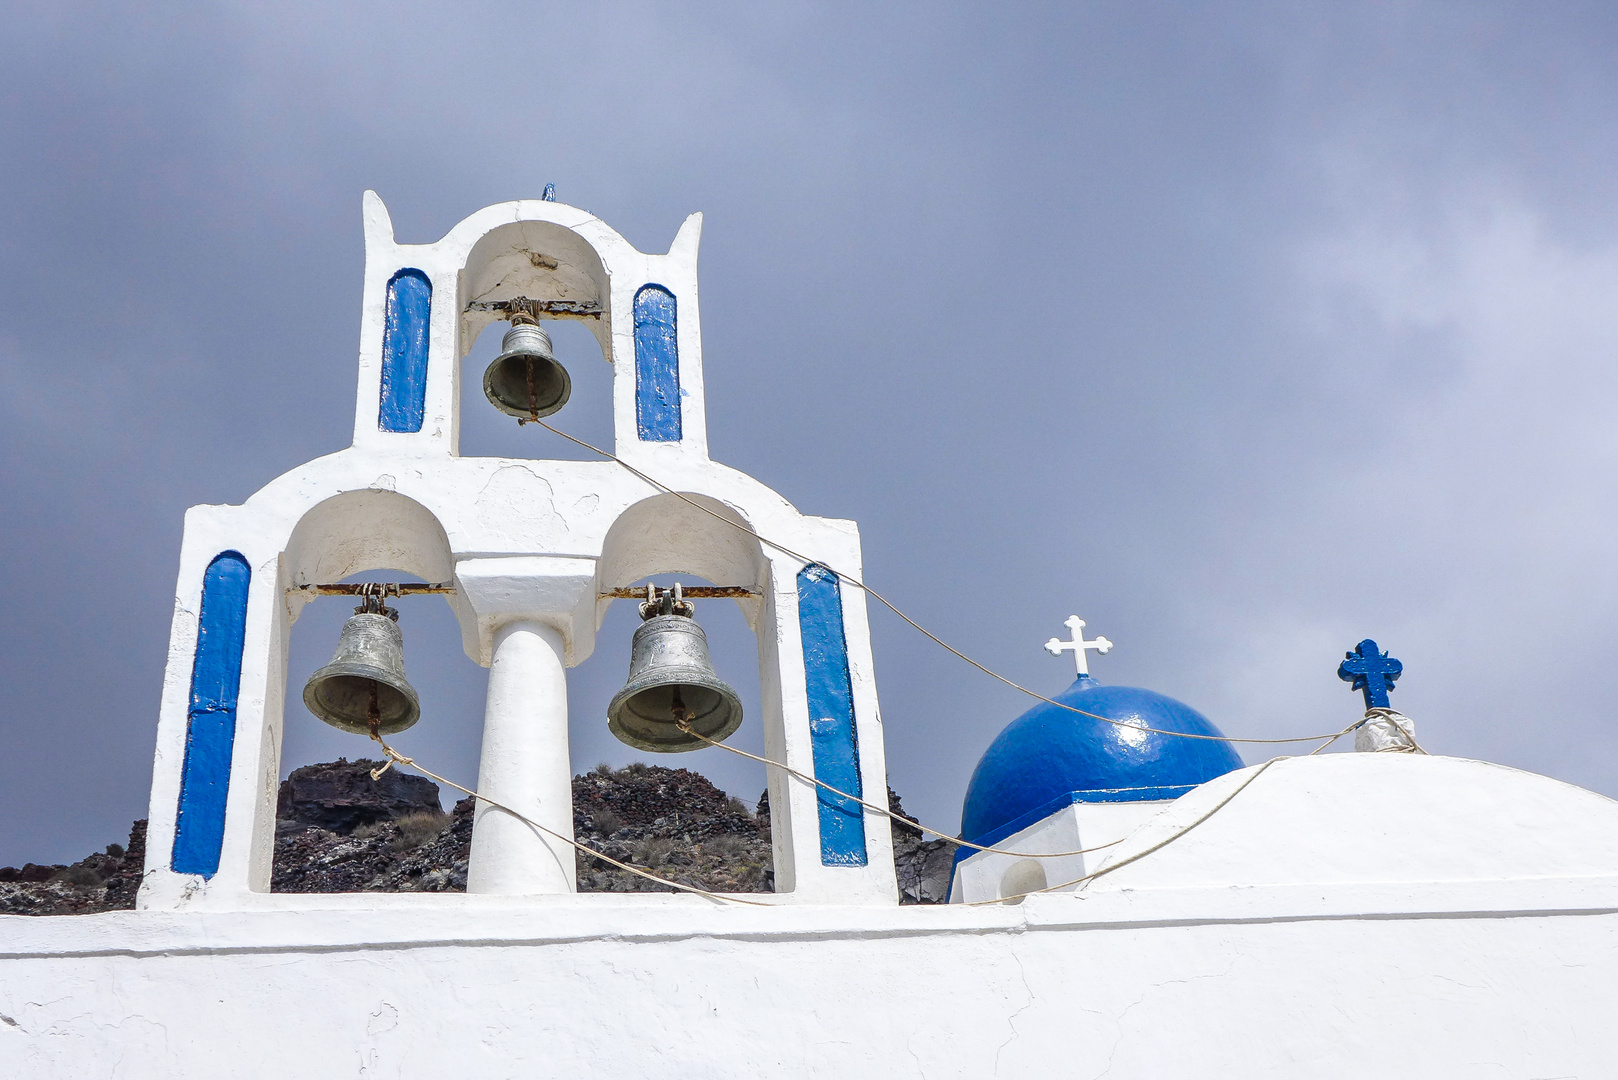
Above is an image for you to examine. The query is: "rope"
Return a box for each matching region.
[364,731,772,907]
[527,417,1364,750]
[673,717,1122,860]
[1308,716,1367,756]
[968,757,1283,905]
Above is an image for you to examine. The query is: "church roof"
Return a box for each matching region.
[1081,754,1618,892]
[959,676,1243,848]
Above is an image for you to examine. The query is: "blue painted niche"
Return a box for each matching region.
[172,551,252,878]
[379,269,431,433]
[633,284,682,441]
[797,564,867,866]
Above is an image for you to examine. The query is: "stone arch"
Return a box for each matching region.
[283,489,455,593]
[595,491,768,629]
[458,219,612,362]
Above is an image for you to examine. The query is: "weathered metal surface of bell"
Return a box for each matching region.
[302,610,421,735]
[482,320,572,419]
[608,613,744,753]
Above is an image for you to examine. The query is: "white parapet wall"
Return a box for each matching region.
[4,882,1617,1077]
[9,753,1618,1074]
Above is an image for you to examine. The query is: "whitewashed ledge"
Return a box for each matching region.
[5,874,1618,959]
[7,879,1617,1078]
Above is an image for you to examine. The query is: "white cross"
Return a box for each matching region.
[1044,615,1112,677]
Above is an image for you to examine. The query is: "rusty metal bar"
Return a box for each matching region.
[601,586,758,600]
[464,298,603,320]
[301,583,755,599]
[297,583,456,596]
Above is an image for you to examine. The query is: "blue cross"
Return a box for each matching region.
[1338,639,1402,710]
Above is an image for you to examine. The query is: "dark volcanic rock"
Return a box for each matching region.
[573,762,756,839]
[271,794,474,894]
[269,762,775,896]
[570,764,772,895]
[0,819,146,916]
[370,796,476,892]
[5,761,952,909]
[275,758,442,835]
[887,786,956,904]
[894,836,958,904]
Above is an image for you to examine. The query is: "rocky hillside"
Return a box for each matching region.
[0,760,956,913]
[0,820,147,916]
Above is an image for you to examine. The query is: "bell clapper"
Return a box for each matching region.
[507,308,542,424]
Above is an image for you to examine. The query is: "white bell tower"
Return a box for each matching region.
[139,193,898,909]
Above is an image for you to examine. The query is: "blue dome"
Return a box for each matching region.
[959,676,1243,848]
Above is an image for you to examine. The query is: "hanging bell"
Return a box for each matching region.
[608,587,743,753]
[302,599,421,736]
[482,316,571,420]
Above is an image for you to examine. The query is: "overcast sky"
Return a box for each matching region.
[5,2,1618,866]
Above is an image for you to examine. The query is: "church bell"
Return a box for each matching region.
[607,587,743,753]
[482,315,571,420]
[302,597,421,736]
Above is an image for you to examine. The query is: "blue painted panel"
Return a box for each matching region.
[172,551,252,878]
[633,284,682,441]
[797,564,867,866]
[379,269,431,433]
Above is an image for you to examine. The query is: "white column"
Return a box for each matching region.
[466,620,576,894]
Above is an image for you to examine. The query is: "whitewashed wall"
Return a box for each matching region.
[3,890,1615,1078]
[9,754,1618,1075]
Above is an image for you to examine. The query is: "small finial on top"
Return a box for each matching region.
[1044,615,1112,678]
[542,183,556,202]
[1338,639,1402,710]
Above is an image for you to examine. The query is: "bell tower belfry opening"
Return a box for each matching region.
[140,193,898,909]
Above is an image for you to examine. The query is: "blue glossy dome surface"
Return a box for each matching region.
[960,676,1243,847]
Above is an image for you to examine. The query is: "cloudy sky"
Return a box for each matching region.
[4,2,1618,866]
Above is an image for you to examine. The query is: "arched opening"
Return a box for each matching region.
[275,491,486,893]
[572,492,775,892]
[568,571,770,893]
[456,218,615,462]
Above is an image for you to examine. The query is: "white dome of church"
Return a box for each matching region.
[959,618,1242,850]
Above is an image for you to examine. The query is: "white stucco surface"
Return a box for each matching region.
[5,885,1616,1077]
[951,798,1170,904]
[11,753,1618,1075]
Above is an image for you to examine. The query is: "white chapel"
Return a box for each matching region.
[4,194,1618,1078]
